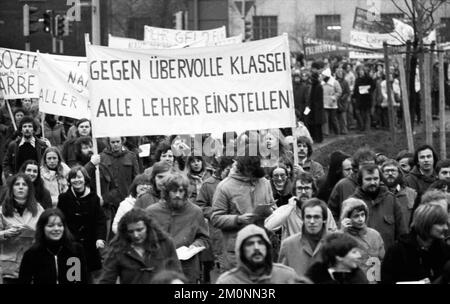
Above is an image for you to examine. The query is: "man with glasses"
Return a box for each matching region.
[265,172,336,241]
[278,198,329,276]
[381,159,417,228]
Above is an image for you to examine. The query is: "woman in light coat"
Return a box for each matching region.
[40,147,70,207]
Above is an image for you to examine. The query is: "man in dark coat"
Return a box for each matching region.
[293,69,311,122]
[305,61,324,143]
[405,144,438,197]
[351,164,408,251]
[3,116,49,178]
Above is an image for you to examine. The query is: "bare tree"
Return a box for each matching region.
[289,13,314,53]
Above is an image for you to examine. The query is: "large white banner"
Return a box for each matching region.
[38,53,90,119]
[86,35,296,137]
[143,25,227,48]
[0,48,39,99]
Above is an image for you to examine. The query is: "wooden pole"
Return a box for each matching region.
[383,42,396,142]
[41,113,45,139]
[439,49,446,159]
[91,136,103,205]
[396,55,414,153]
[423,53,433,146]
[405,40,411,94]
[6,100,17,131]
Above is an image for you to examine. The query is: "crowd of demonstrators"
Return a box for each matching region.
[1,96,450,285]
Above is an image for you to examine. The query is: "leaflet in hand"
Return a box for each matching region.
[176,245,206,261]
[359,85,370,94]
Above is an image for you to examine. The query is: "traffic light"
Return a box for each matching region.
[23,4,40,36]
[55,14,66,37]
[244,20,253,41]
[43,10,54,35]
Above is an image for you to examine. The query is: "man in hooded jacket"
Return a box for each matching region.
[215,224,309,284]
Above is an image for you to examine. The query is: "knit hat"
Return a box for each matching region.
[340,198,369,223]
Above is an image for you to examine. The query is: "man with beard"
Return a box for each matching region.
[351,164,408,251]
[146,173,209,283]
[265,172,337,241]
[216,224,309,284]
[328,147,377,221]
[381,159,417,228]
[278,198,329,276]
[211,154,274,272]
[3,116,49,178]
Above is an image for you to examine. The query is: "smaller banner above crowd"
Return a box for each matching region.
[37,53,90,119]
[0,48,39,99]
[143,25,227,48]
[86,34,296,137]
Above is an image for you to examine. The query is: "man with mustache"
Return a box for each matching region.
[351,164,408,251]
[293,136,324,182]
[265,172,336,241]
[216,224,309,283]
[147,173,209,283]
[278,198,330,276]
[381,159,417,228]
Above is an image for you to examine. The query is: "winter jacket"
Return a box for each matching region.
[40,163,70,207]
[404,166,437,196]
[337,78,351,113]
[111,196,136,235]
[306,262,369,284]
[57,187,107,271]
[340,198,385,283]
[62,137,106,168]
[216,224,308,284]
[278,228,327,276]
[293,81,311,120]
[322,76,342,109]
[3,137,48,178]
[351,186,408,251]
[389,185,417,231]
[98,235,182,284]
[265,202,337,241]
[381,230,450,284]
[299,158,325,182]
[0,204,44,279]
[146,200,209,283]
[100,147,139,202]
[328,174,359,221]
[187,170,211,202]
[211,173,275,270]
[43,121,66,150]
[18,241,88,284]
[353,76,375,110]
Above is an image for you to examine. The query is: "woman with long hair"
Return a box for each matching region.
[19,160,52,209]
[98,208,182,284]
[18,208,88,284]
[40,146,70,207]
[0,173,44,283]
[135,161,173,209]
[111,174,152,234]
[57,165,107,279]
[316,151,351,202]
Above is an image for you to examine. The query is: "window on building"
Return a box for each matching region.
[439,18,450,42]
[315,15,341,42]
[252,16,278,40]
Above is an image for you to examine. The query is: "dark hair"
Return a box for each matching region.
[150,270,188,284]
[187,155,206,174]
[421,189,449,205]
[2,173,38,217]
[301,198,328,221]
[357,164,380,186]
[160,173,190,201]
[396,150,413,162]
[236,155,265,178]
[436,159,450,175]
[111,209,171,254]
[75,119,91,137]
[427,180,450,192]
[67,165,91,188]
[352,147,376,171]
[19,160,46,203]
[321,233,359,267]
[212,156,234,176]
[41,146,67,176]
[322,151,351,193]
[149,161,173,197]
[293,172,317,196]
[154,141,172,163]
[413,145,438,168]
[296,136,313,157]
[19,115,36,132]
[128,174,152,198]
[32,208,75,251]
[74,136,93,159]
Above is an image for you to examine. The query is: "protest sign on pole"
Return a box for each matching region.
[37,53,91,119]
[0,48,39,99]
[86,34,296,138]
[143,25,227,47]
